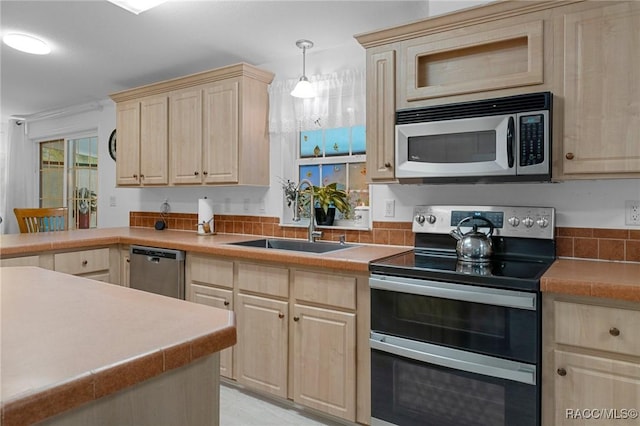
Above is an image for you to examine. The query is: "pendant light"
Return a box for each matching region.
[291,39,316,99]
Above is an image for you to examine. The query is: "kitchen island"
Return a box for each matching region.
[1,267,236,426]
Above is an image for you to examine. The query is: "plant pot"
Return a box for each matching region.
[315,206,336,226]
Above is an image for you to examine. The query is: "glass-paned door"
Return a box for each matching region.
[39,140,65,208]
[67,137,98,229]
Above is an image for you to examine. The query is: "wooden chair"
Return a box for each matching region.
[13,207,68,233]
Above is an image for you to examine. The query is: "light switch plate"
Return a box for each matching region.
[384,199,395,217]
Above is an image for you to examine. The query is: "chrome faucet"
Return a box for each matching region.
[292,179,322,242]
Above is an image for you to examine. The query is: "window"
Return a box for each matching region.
[39,136,98,229]
[295,125,368,224]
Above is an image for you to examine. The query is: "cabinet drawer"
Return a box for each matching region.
[1,255,40,267]
[294,270,356,310]
[237,262,289,298]
[554,301,640,356]
[54,248,110,275]
[188,254,233,288]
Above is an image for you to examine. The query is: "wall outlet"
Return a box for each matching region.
[625,200,640,225]
[384,199,395,217]
[109,196,116,207]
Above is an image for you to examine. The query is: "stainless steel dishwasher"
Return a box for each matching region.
[129,245,185,299]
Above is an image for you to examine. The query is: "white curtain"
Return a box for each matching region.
[0,120,37,234]
[268,68,366,134]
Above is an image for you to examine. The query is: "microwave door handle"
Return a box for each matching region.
[507,116,515,168]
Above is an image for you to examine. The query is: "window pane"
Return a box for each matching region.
[352,125,366,154]
[40,140,65,208]
[322,163,346,189]
[300,130,323,158]
[68,137,98,229]
[325,128,350,156]
[348,162,369,207]
[299,165,320,186]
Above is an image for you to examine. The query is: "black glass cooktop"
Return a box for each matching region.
[370,250,553,291]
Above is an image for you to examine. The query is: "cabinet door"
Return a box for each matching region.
[170,88,203,184]
[139,95,168,185]
[554,350,640,425]
[120,248,130,287]
[403,20,543,102]
[561,3,640,175]
[292,304,356,421]
[366,49,396,182]
[202,80,239,184]
[190,284,234,379]
[236,293,288,398]
[115,100,141,185]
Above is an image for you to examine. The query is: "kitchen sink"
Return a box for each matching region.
[228,238,356,254]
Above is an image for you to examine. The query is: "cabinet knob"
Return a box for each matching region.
[609,327,620,337]
[293,316,300,322]
[223,300,230,306]
[565,152,575,160]
[140,174,145,179]
[203,171,208,176]
[82,260,88,266]
[126,258,130,263]
[278,312,285,319]
[133,174,138,179]
[194,171,199,176]
[557,368,567,377]
[384,162,392,168]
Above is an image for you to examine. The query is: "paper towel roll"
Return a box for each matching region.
[197,198,215,235]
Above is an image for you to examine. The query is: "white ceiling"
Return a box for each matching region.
[0,0,442,122]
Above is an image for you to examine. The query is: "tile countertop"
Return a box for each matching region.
[0,267,237,426]
[541,258,640,303]
[0,227,413,272]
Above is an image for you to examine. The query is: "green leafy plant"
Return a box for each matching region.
[304,183,351,216]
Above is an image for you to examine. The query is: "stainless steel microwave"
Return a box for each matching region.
[395,92,552,183]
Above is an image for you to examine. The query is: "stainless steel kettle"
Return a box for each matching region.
[449,216,494,263]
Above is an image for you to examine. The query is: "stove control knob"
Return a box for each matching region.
[523,216,534,228]
[508,217,520,227]
[415,214,426,225]
[536,217,549,228]
[426,214,437,224]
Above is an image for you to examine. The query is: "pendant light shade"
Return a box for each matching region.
[291,40,316,98]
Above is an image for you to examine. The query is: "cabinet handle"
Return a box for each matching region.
[133,174,138,179]
[384,162,392,168]
[278,312,284,319]
[82,260,88,266]
[557,368,567,377]
[609,327,620,337]
[203,171,208,176]
[223,301,230,306]
[293,316,300,322]
[194,171,199,176]
[140,174,145,179]
[126,258,130,263]
[565,152,574,160]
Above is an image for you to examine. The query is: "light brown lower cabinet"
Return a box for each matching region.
[187,256,364,423]
[236,293,289,397]
[292,304,356,421]
[543,294,640,426]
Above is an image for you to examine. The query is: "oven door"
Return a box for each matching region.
[370,274,539,363]
[370,332,538,426]
[395,114,516,179]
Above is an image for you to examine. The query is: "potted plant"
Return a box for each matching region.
[304,182,351,226]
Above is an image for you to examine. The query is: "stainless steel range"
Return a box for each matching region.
[369,205,555,426]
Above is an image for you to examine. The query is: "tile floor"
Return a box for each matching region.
[220,383,346,426]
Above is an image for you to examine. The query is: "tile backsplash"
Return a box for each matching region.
[129,212,640,262]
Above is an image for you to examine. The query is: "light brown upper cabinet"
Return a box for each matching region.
[115,95,169,186]
[110,63,274,187]
[356,1,640,182]
[556,2,640,178]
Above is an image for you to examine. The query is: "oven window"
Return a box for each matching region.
[372,349,537,426]
[371,288,538,363]
[407,131,496,163]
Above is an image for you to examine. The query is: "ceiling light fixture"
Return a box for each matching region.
[3,33,51,55]
[107,0,167,15]
[291,39,316,99]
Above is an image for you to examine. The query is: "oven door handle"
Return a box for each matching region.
[369,274,536,310]
[371,332,536,385]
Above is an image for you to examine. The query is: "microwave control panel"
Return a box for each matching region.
[519,114,545,166]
